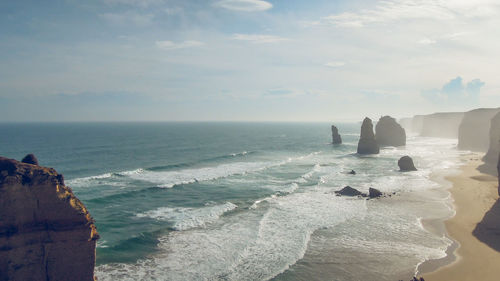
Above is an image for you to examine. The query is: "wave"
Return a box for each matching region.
[136,202,238,231]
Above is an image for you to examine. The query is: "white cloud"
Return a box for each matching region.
[324,61,346,68]
[418,38,436,45]
[155,40,205,50]
[214,0,272,12]
[103,0,166,7]
[100,12,154,26]
[232,34,289,43]
[319,0,500,27]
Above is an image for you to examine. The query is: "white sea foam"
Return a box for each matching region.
[136,202,238,231]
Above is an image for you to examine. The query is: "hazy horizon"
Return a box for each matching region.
[2,0,500,122]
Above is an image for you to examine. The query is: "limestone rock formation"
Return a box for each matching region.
[331,125,342,144]
[21,153,38,165]
[335,186,363,196]
[0,155,99,281]
[398,156,417,171]
[498,154,500,196]
[458,108,500,152]
[375,116,406,146]
[480,111,500,176]
[357,117,380,154]
[368,187,382,198]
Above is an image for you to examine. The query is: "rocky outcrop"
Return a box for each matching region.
[458,108,500,152]
[331,125,342,144]
[335,186,363,196]
[479,112,500,176]
[375,116,406,146]
[420,112,464,138]
[0,155,99,281]
[21,154,38,165]
[368,187,382,198]
[398,156,417,171]
[357,117,380,154]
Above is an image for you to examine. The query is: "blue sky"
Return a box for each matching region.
[1,0,499,121]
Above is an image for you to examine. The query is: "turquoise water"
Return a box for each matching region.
[0,122,464,280]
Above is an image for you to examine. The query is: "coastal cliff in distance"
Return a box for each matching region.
[479,112,500,176]
[400,112,463,138]
[458,108,500,152]
[0,156,99,281]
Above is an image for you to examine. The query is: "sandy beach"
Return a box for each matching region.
[424,157,500,281]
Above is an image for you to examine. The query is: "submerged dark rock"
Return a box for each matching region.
[0,156,99,281]
[357,117,380,154]
[335,186,363,196]
[348,170,356,175]
[375,115,406,146]
[21,153,38,165]
[398,156,417,171]
[331,125,342,144]
[369,187,382,198]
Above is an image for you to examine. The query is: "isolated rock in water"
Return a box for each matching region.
[331,125,342,144]
[357,117,380,154]
[458,107,500,152]
[480,111,500,176]
[0,156,99,281]
[21,153,38,165]
[348,170,356,175]
[398,156,417,171]
[369,187,383,198]
[375,115,406,146]
[335,186,363,196]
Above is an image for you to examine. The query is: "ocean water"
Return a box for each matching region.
[0,122,465,280]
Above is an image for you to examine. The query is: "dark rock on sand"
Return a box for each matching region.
[331,125,342,144]
[369,187,382,198]
[335,186,363,196]
[21,153,38,165]
[357,117,380,154]
[375,115,406,146]
[398,156,417,171]
[0,156,99,281]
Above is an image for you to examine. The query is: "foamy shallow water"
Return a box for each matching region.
[93,135,464,281]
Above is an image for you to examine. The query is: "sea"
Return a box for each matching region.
[0,122,466,281]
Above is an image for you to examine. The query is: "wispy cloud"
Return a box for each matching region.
[214,0,272,12]
[418,38,436,45]
[232,34,289,43]
[155,40,205,50]
[324,61,345,68]
[317,0,499,27]
[103,0,166,8]
[100,11,154,26]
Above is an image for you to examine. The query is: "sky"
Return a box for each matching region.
[1,0,500,122]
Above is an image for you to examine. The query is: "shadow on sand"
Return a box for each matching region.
[473,198,500,252]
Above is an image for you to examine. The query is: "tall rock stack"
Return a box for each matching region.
[331,125,342,144]
[0,155,99,281]
[375,115,406,146]
[357,117,380,154]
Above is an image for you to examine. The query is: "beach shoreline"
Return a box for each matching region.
[420,156,500,281]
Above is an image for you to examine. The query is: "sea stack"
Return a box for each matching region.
[357,117,380,154]
[0,155,99,281]
[331,125,342,144]
[398,156,417,171]
[375,115,406,146]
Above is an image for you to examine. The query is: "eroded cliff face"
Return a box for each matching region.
[420,112,464,138]
[480,112,500,176]
[458,108,500,152]
[0,156,99,281]
[375,115,406,146]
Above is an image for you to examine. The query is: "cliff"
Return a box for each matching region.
[0,156,99,281]
[479,112,500,176]
[458,108,500,152]
[420,112,464,138]
[375,115,406,146]
[357,117,380,154]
